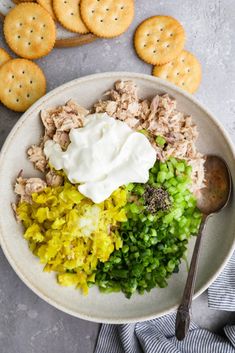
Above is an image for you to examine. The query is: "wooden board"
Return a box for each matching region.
[55,33,97,48]
[0,0,97,48]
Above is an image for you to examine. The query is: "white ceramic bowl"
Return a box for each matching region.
[0,72,234,323]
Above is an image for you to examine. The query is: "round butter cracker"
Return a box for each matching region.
[4,3,56,59]
[37,0,56,19]
[134,16,186,65]
[53,0,89,34]
[0,58,46,112]
[0,48,11,103]
[153,50,202,94]
[80,0,134,38]
[0,48,11,67]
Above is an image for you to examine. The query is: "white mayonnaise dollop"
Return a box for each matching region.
[44,113,156,203]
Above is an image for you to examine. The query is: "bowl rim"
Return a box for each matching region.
[0,71,235,324]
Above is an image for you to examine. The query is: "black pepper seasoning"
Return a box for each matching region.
[143,185,171,213]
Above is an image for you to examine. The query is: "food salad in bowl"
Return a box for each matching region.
[13,80,204,298]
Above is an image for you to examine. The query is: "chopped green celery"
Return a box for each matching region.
[157,171,167,183]
[152,182,161,188]
[165,171,174,180]
[160,163,168,172]
[176,174,186,182]
[194,211,202,219]
[187,200,196,208]
[178,217,187,228]
[174,194,184,203]
[164,181,171,188]
[184,194,191,202]
[167,161,175,174]
[168,186,177,195]
[163,213,174,224]
[168,178,178,186]
[191,228,199,234]
[133,185,145,195]
[148,174,155,184]
[169,157,178,166]
[151,165,159,174]
[156,135,166,147]
[126,183,135,191]
[138,129,149,137]
[173,208,183,220]
[176,183,188,193]
[178,233,187,241]
[176,162,186,172]
[186,166,192,176]
[180,201,187,209]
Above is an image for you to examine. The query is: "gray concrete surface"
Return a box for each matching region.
[0,0,235,352]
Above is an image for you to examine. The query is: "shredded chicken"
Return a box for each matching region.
[42,100,88,144]
[27,145,47,173]
[14,175,47,203]
[94,80,143,129]
[41,108,56,139]
[53,130,70,150]
[46,170,63,187]
[41,100,88,139]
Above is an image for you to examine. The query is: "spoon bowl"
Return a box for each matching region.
[196,155,232,215]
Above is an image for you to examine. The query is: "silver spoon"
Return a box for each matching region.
[175,155,232,341]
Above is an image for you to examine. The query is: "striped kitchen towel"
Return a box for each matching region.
[208,252,235,310]
[95,251,235,353]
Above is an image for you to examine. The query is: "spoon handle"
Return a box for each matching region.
[175,215,207,341]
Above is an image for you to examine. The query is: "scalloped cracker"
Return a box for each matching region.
[0,58,46,112]
[4,3,56,59]
[134,16,185,65]
[153,50,202,93]
[53,0,89,34]
[37,0,56,19]
[0,48,11,67]
[80,0,134,38]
